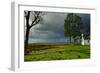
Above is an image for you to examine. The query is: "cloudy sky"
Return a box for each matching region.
[25,11,90,43]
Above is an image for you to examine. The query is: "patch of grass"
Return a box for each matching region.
[24,44,90,61]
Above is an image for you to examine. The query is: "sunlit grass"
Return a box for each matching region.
[24,44,90,61]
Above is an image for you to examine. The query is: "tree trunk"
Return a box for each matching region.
[69,36,71,44]
[69,30,72,44]
[25,27,30,55]
[24,11,30,55]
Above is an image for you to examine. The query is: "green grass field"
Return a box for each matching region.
[24,44,90,61]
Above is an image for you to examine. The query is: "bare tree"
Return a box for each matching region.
[24,11,44,55]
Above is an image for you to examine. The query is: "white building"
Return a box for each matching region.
[81,33,90,45]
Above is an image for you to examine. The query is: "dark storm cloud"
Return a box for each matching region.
[80,14,90,33]
[33,12,67,35]
[28,12,67,43]
[28,12,90,43]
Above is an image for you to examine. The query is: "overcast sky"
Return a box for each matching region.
[25,11,90,43]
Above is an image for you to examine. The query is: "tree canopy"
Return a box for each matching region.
[64,13,82,43]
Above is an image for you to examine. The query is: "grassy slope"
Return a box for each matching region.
[24,44,90,61]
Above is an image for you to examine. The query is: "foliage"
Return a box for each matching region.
[64,13,82,43]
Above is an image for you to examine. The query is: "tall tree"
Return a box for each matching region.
[64,13,72,43]
[64,13,82,44]
[71,14,82,43]
[24,11,44,55]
